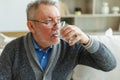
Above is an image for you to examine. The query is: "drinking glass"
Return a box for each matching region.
[59,21,76,42]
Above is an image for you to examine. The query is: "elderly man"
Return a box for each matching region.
[0,0,116,80]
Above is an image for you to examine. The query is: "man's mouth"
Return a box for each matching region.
[52,31,60,37]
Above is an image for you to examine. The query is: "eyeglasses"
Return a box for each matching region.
[30,19,63,27]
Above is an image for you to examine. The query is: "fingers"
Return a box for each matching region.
[60,24,89,46]
[61,25,75,39]
[68,34,80,46]
[61,25,81,46]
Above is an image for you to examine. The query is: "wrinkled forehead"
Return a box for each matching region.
[34,4,61,20]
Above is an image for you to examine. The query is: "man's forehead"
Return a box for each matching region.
[35,4,60,19]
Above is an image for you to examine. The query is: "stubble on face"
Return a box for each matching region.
[33,4,61,48]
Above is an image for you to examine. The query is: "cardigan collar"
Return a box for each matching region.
[24,32,61,80]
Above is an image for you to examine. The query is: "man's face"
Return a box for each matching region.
[28,4,61,48]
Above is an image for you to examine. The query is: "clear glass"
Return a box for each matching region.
[58,21,66,38]
[59,21,76,42]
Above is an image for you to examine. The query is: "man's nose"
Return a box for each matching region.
[53,22,60,30]
[52,18,61,29]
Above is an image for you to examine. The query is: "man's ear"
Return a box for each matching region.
[27,21,35,33]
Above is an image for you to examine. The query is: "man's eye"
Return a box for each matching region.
[44,20,52,24]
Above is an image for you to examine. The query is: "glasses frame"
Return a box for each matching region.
[30,19,62,27]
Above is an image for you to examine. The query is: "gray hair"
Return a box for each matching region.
[26,0,58,20]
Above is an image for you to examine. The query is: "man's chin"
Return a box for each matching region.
[51,38,60,45]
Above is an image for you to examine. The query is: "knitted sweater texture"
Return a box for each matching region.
[0,33,116,80]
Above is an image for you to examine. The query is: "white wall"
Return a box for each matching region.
[0,0,35,32]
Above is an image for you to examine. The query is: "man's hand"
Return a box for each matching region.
[60,25,90,46]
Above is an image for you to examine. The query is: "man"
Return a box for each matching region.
[0,0,116,80]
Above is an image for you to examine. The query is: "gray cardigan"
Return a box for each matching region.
[0,32,116,80]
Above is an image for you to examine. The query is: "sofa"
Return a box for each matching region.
[72,29,120,80]
[0,29,120,80]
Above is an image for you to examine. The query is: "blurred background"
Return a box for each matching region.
[0,0,120,80]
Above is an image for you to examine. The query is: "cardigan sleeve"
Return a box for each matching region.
[78,37,117,72]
